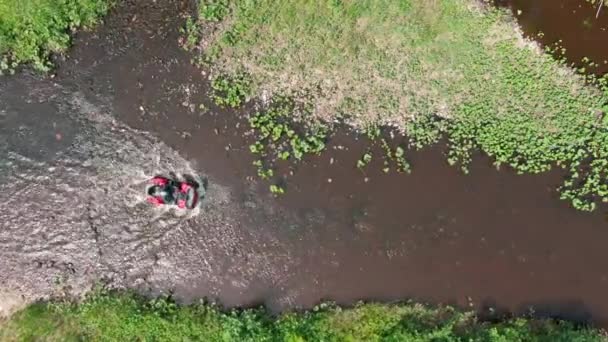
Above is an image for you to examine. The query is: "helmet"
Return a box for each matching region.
[148,185,170,197]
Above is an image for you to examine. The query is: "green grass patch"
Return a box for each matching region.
[188,0,608,211]
[0,0,110,73]
[1,291,605,341]
[211,74,252,108]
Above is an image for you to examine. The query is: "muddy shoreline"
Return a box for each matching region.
[2,0,608,329]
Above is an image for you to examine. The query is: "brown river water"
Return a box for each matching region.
[498,0,608,75]
[2,0,608,328]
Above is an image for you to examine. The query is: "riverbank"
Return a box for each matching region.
[1,291,605,341]
[498,0,608,76]
[190,0,608,211]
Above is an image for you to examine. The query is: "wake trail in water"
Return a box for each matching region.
[0,78,295,315]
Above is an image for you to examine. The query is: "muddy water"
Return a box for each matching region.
[0,74,298,314]
[3,0,608,328]
[498,0,608,75]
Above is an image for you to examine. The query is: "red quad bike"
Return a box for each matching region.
[146,176,199,209]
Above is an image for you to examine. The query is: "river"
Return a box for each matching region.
[2,0,608,328]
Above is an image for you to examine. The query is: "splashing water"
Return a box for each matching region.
[0,76,296,317]
[0,81,225,307]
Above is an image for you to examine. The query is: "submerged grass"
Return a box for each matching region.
[0,0,110,72]
[0,291,605,341]
[190,0,608,211]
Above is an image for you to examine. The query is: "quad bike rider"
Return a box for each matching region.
[146,175,198,209]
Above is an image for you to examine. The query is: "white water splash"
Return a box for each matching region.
[0,81,294,313]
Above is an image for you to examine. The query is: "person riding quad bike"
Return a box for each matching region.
[146,176,198,209]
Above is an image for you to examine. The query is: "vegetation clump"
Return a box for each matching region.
[211,74,252,108]
[0,0,110,73]
[187,0,608,211]
[1,291,605,341]
[248,98,328,194]
[357,125,412,174]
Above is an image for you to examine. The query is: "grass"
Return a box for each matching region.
[188,0,608,211]
[0,0,110,73]
[0,291,606,341]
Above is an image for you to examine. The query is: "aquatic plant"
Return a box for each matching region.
[247,98,328,193]
[405,114,447,150]
[394,146,411,174]
[355,127,412,174]
[380,138,411,174]
[211,74,251,108]
[365,125,381,141]
[269,184,285,196]
[356,150,373,169]
[252,160,274,180]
